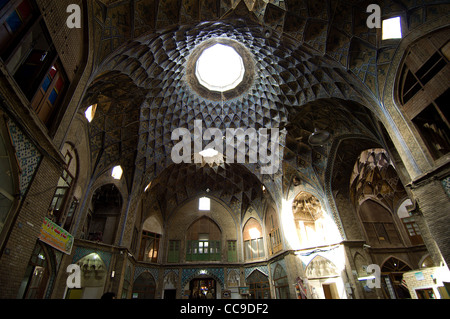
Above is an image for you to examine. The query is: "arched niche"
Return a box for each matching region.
[187,216,222,241]
[380,257,412,299]
[166,195,237,263]
[292,192,341,249]
[87,183,123,245]
[359,199,403,248]
[305,255,344,299]
[246,270,271,299]
[305,255,339,279]
[243,217,264,261]
[273,264,290,299]
[138,215,163,263]
[185,216,222,262]
[162,271,178,299]
[132,272,156,299]
[67,253,107,299]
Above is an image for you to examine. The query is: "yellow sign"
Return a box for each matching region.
[39,218,74,254]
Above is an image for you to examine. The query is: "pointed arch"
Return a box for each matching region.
[181,268,225,289]
[273,263,290,299]
[381,256,412,273]
[353,252,369,277]
[246,269,271,299]
[243,218,265,261]
[305,255,339,279]
[132,271,156,299]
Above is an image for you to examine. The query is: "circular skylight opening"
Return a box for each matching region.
[195,43,245,92]
[186,38,254,101]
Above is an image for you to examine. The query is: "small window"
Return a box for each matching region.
[111,165,123,180]
[85,104,97,123]
[199,197,210,211]
[382,17,402,40]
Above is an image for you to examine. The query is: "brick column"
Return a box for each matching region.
[409,176,450,268]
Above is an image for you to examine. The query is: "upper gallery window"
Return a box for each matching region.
[199,197,210,211]
[397,29,449,160]
[112,165,123,180]
[195,43,245,92]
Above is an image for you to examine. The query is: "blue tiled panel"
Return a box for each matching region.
[134,266,159,281]
[181,268,225,288]
[7,120,42,196]
[442,177,450,197]
[244,265,269,279]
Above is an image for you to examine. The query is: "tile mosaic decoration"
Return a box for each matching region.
[244,265,269,279]
[7,119,42,196]
[164,268,179,277]
[134,266,159,281]
[442,177,450,197]
[181,267,225,288]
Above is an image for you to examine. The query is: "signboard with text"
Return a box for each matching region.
[39,217,74,255]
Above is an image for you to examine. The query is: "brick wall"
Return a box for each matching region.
[403,266,450,299]
[36,0,84,82]
[0,156,61,298]
[410,177,450,267]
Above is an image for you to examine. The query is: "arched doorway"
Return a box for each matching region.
[17,242,54,299]
[247,270,271,299]
[305,255,341,299]
[381,257,412,299]
[189,276,217,299]
[163,271,177,299]
[132,272,156,299]
[66,253,107,299]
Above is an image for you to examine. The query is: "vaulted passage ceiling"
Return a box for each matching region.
[80,0,450,206]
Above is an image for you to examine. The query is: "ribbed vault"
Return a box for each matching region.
[79,0,449,221]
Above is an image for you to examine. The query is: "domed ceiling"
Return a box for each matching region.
[80,0,450,211]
